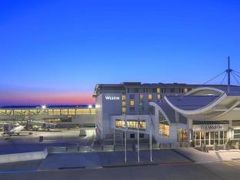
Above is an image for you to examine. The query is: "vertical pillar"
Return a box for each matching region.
[150,128,153,162]
[113,128,116,148]
[137,123,140,163]
[188,119,193,146]
[124,115,127,163]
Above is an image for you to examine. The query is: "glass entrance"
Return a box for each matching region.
[194,131,227,147]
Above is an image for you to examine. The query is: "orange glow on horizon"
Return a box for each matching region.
[0,91,95,105]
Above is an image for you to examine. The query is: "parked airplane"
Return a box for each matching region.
[2,124,25,136]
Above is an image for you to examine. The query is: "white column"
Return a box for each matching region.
[150,128,153,162]
[137,122,140,163]
[124,115,127,163]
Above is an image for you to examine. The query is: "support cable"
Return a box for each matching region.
[233,71,240,80]
[220,73,227,85]
[232,72,240,85]
[203,71,226,85]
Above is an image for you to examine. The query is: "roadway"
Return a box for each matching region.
[1,161,240,180]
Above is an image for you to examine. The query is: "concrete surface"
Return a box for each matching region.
[1,161,240,180]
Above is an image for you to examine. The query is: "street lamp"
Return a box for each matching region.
[41,105,47,110]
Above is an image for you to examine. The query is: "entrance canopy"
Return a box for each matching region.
[163,86,240,121]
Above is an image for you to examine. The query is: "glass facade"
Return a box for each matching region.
[194,131,227,146]
[0,108,96,116]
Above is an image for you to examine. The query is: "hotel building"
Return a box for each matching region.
[94,82,240,148]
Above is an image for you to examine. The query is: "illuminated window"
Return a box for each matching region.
[159,123,170,137]
[177,129,188,142]
[157,88,161,93]
[148,94,153,101]
[68,109,76,115]
[53,109,61,115]
[122,95,126,101]
[129,100,135,106]
[115,119,125,128]
[122,107,126,114]
[127,120,146,130]
[184,88,188,93]
[157,94,161,100]
[61,109,69,115]
[122,101,126,106]
[140,94,144,100]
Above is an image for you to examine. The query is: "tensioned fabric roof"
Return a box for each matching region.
[163,86,240,120]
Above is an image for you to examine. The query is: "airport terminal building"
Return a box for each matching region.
[94,82,240,148]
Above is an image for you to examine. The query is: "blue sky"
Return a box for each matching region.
[0,0,240,105]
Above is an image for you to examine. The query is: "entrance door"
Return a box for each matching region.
[194,131,227,147]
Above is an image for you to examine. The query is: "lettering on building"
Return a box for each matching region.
[105,96,120,101]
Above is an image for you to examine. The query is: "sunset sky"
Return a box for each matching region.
[1,0,240,106]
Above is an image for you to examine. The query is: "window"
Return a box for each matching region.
[184,88,188,93]
[157,88,161,93]
[161,88,166,93]
[152,88,157,93]
[134,88,139,93]
[122,101,126,106]
[115,119,125,128]
[130,134,135,139]
[170,88,175,93]
[159,123,170,137]
[122,107,126,114]
[234,129,240,139]
[129,100,135,106]
[140,94,144,100]
[140,133,144,138]
[177,129,188,142]
[129,107,135,112]
[122,95,126,101]
[127,120,146,130]
[148,94,153,101]
[129,94,135,99]
[157,94,161,100]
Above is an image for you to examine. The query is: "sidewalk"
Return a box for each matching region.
[175,148,240,163]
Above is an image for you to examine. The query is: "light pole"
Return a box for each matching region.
[137,121,140,163]
[149,108,153,162]
[124,113,127,163]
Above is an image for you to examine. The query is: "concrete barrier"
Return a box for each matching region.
[0,148,48,164]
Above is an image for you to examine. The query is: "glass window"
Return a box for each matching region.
[148,94,153,101]
[127,120,146,130]
[170,88,175,93]
[115,119,125,128]
[129,107,135,112]
[68,109,76,115]
[140,133,144,138]
[159,123,170,137]
[122,95,126,101]
[129,94,135,99]
[130,134,135,138]
[157,88,161,93]
[157,94,161,100]
[177,129,188,142]
[122,107,126,114]
[129,100,135,106]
